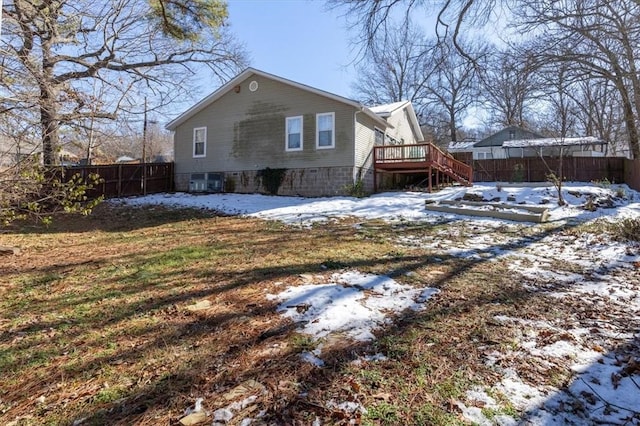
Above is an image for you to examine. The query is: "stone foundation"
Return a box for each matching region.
[175,166,374,197]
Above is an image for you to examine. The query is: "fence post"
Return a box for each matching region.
[143,162,147,196]
[169,163,174,192]
[118,164,122,197]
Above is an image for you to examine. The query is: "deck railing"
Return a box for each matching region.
[373,143,431,163]
[373,142,473,185]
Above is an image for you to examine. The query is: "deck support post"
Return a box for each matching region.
[373,143,472,192]
[373,147,378,193]
[373,170,377,193]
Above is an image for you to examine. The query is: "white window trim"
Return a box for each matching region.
[285,116,303,152]
[193,126,207,158]
[316,112,335,149]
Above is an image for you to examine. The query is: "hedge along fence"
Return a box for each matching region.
[452,155,627,185]
[61,162,174,199]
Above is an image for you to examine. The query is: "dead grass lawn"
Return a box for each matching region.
[0,204,605,425]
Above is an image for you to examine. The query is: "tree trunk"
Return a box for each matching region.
[40,90,60,165]
[618,83,640,159]
[449,111,457,142]
[39,2,60,166]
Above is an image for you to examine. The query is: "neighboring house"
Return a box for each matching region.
[449,126,543,159]
[449,126,607,159]
[0,138,80,168]
[166,68,423,196]
[59,149,80,166]
[502,136,607,158]
[0,137,39,169]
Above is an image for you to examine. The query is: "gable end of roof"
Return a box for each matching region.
[166,68,389,130]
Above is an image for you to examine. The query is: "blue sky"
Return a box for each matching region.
[225,0,358,98]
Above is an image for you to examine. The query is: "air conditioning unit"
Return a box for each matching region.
[189,172,224,193]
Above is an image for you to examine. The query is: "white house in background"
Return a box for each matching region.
[502,136,607,158]
[448,126,607,159]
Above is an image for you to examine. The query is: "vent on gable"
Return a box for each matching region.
[249,80,259,92]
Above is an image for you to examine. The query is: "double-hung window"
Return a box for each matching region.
[316,112,335,149]
[286,116,303,151]
[193,127,206,158]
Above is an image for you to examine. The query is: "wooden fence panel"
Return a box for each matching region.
[63,162,173,199]
[469,157,625,184]
[625,159,640,191]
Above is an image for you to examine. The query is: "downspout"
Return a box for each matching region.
[354,110,372,182]
[354,110,361,184]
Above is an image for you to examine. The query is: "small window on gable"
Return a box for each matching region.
[193,127,206,158]
[316,112,335,149]
[286,116,303,151]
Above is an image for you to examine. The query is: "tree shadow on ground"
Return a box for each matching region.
[42,218,595,425]
[2,203,226,235]
[2,206,637,425]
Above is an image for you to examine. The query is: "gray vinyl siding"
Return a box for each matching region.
[173,74,357,176]
[354,113,377,171]
[353,112,379,192]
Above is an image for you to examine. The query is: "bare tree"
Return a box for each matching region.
[517,0,640,158]
[571,80,627,156]
[327,0,508,62]
[0,0,246,224]
[1,0,248,165]
[479,46,539,128]
[351,19,433,105]
[422,38,484,142]
[535,63,580,138]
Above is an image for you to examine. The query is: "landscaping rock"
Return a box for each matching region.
[179,411,207,425]
[462,193,485,202]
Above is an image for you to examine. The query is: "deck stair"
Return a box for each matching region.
[373,142,473,192]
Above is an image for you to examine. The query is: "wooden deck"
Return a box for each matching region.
[373,143,473,192]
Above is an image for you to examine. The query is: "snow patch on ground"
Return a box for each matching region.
[267,271,438,343]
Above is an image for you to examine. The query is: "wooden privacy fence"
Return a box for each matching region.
[62,162,174,199]
[453,156,627,184]
[625,159,640,191]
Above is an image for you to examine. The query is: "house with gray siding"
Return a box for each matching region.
[166,68,423,196]
[449,126,606,159]
[449,126,544,159]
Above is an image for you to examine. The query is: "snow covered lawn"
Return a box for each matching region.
[114,182,640,425]
[116,182,640,225]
